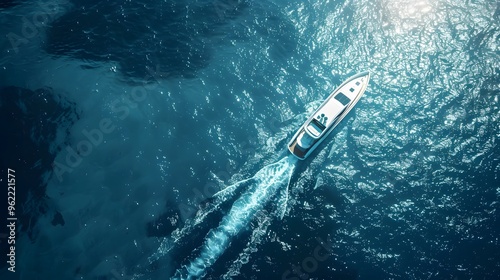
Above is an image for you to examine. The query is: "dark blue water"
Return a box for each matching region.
[0,0,498,279]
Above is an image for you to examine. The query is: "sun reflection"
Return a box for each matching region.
[386,0,433,18]
[383,0,434,34]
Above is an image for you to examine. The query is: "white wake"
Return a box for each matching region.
[157,155,296,279]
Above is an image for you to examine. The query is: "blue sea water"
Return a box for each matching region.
[0,0,498,279]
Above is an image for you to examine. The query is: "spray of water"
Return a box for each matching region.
[164,155,296,279]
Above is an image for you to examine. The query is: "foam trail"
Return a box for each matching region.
[148,178,252,264]
[276,181,290,220]
[172,156,296,279]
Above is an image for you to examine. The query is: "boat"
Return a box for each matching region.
[288,71,370,160]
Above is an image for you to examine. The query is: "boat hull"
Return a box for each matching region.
[288,71,370,160]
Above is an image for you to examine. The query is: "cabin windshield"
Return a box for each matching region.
[334,92,351,106]
[306,118,326,138]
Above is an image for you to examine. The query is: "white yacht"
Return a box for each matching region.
[288,71,370,160]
